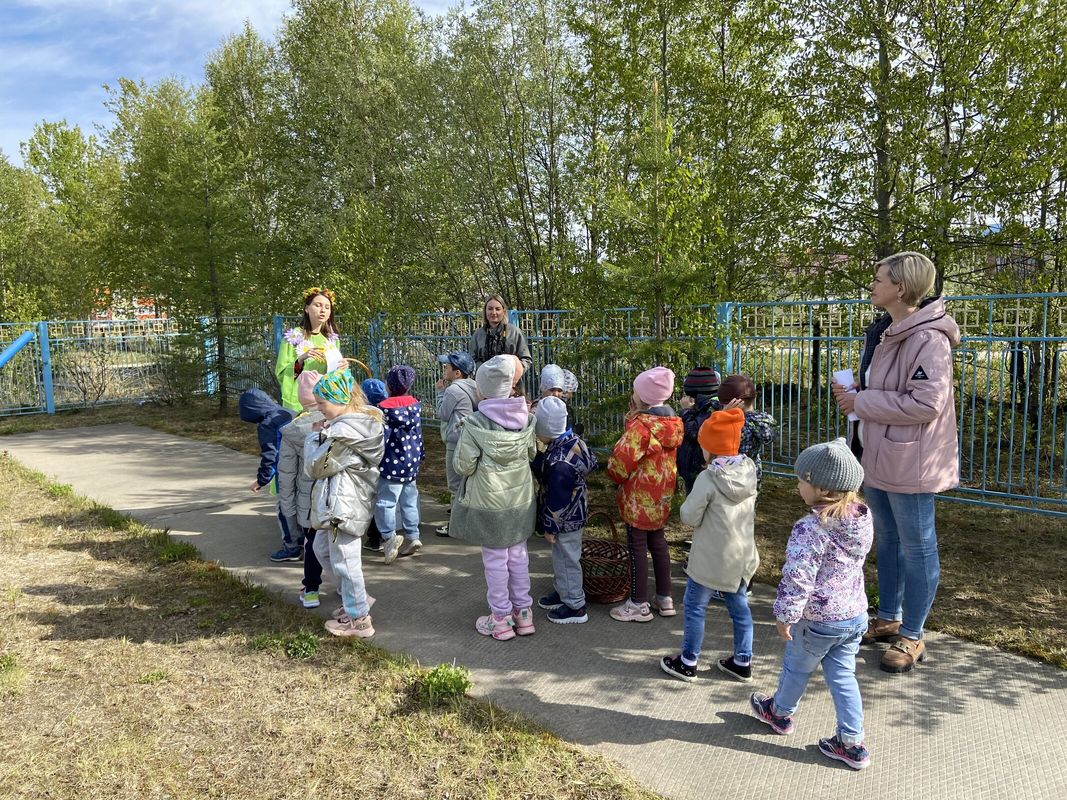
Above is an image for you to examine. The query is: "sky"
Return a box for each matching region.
[0,0,451,165]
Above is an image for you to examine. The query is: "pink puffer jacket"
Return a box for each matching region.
[853,298,961,494]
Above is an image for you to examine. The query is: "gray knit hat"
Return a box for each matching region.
[794,438,863,492]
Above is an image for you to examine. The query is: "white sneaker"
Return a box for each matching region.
[382,536,402,564]
[651,595,677,617]
[398,538,422,557]
[609,599,653,623]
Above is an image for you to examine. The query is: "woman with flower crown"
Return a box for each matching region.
[275,287,344,412]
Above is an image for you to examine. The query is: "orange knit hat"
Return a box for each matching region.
[698,408,745,457]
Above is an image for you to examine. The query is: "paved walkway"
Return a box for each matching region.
[3,423,1065,800]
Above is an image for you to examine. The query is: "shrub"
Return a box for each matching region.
[418,662,472,708]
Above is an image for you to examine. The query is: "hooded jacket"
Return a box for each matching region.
[238,388,294,488]
[305,412,385,538]
[532,430,598,535]
[677,394,719,492]
[607,408,685,529]
[450,405,537,548]
[680,457,759,592]
[379,396,424,482]
[852,297,961,494]
[277,410,324,532]
[773,506,874,624]
[435,378,478,447]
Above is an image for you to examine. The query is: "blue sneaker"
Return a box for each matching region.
[548,604,588,624]
[270,546,303,563]
[538,591,563,610]
[749,692,795,735]
[818,735,871,770]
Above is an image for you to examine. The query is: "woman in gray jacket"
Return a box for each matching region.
[468,295,533,377]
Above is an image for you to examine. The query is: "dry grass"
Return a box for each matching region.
[0,452,660,800]
[3,398,1064,669]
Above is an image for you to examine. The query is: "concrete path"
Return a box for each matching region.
[3,423,1065,800]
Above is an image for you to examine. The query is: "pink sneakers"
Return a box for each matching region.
[476,612,516,640]
[610,599,654,622]
[513,607,536,636]
[325,614,375,638]
[651,595,677,617]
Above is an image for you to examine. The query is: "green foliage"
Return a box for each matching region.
[283,631,320,660]
[157,540,199,563]
[418,662,472,708]
[46,483,73,499]
[136,670,169,684]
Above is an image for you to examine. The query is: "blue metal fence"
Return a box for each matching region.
[3,294,1067,514]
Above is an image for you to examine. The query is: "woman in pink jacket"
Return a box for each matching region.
[832,252,960,674]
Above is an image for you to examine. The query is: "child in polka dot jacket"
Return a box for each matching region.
[375,365,426,564]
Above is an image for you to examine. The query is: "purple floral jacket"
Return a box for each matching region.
[773,505,874,624]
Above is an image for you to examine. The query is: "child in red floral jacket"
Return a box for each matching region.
[607,366,684,622]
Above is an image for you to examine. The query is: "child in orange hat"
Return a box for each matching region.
[660,403,760,684]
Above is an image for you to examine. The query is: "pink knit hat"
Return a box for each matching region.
[634,366,675,406]
[297,370,323,410]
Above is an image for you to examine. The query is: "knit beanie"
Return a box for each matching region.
[698,407,744,457]
[476,354,517,399]
[794,438,864,492]
[561,369,578,394]
[361,378,387,407]
[296,370,322,410]
[509,354,525,389]
[633,366,675,406]
[540,364,565,393]
[534,396,568,439]
[683,366,721,398]
[386,364,416,396]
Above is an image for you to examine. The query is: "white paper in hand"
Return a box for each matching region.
[325,347,344,372]
[832,369,860,422]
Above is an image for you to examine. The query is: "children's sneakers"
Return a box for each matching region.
[651,595,677,617]
[476,612,516,640]
[398,538,422,557]
[299,589,320,609]
[513,607,536,636]
[325,614,374,638]
[818,735,871,770]
[548,604,588,624]
[538,591,564,610]
[660,655,697,682]
[749,692,795,735]
[382,535,403,564]
[269,545,303,562]
[609,599,653,623]
[717,656,752,683]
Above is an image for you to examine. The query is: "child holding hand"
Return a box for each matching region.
[749,438,874,771]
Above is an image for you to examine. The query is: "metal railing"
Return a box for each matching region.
[3,294,1066,514]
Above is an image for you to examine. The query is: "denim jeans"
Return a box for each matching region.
[681,578,753,665]
[329,530,371,618]
[772,613,867,745]
[276,504,301,550]
[865,487,940,640]
[374,478,421,540]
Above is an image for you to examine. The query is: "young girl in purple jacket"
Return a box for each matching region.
[749,439,875,771]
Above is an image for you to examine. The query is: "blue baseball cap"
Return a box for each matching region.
[437,351,475,376]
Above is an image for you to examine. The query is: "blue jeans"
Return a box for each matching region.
[772,614,867,745]
[374,479,421,540]
[681,578,753,665]
[865,487,940,640]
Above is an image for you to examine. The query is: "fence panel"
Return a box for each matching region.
[0,324,45,415]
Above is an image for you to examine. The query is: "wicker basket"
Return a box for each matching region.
[580,511,629,604]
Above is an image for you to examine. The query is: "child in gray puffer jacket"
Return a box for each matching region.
[305,369,385,639]
[451,355,538,641]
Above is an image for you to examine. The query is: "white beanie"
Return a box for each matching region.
[561,369,578,394]
[535,396,568,439]
[540,364,565,393]
[475,354,516,399]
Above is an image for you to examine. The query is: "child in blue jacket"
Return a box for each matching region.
[532,396,598,624]
[376,365,425,564]
[238,388,297,561]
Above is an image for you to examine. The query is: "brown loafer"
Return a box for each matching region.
[861,618,901,645]
[880,637,926,673]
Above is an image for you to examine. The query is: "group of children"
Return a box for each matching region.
[241,356,877,771]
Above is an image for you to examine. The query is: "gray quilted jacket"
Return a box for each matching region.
[277,410,323,532]
[305,412,385,538]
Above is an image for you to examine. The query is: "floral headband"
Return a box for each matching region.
[304,286,337,305]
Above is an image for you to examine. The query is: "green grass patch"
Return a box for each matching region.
[417,662,472,708]
[136,670,168,685]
